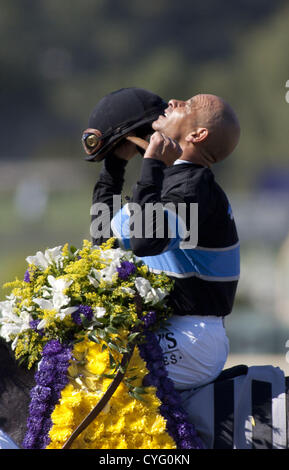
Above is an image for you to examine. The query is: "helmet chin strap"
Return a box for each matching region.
[125,135,149,151]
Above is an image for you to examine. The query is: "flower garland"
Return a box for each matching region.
[138,331,204,449]
[45,336,177,449]
[22,340,72,449]
[0,238,204,449]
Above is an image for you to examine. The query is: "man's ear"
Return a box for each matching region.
[185,127,208,144]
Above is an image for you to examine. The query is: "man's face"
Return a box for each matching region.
[152,97,198,142]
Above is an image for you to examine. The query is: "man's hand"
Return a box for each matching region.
[113,136,139,161]
[144,131,182,166]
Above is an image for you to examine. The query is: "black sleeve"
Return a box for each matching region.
[91,153,128,246]
[129,161,214,257]
[130,159,182,256]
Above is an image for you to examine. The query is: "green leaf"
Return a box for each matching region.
[109,352,116,369]
[92,319,105,328]
[133,386,148,395]
[105,326,119,334]
[128,391,146,402]
[127,332,140,343]
[88,333,100,344]
[97,328,107,339]
[81,316,91,328]
[101,373,116,379]
[118,364,125,374]
[125,375,138,383]
[108,342,120,352]
[72,337,84,345]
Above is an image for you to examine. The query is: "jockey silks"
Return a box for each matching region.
[91,153,240,318]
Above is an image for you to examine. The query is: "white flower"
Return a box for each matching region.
[32,275,76,329]
[89,263,118,285]
[88,248,136,287]
[120,286,135,296]
[93,307,106,318]
[33,298,54,311]
[41,288,51,298]
[47,275,73,309]
[26,246,63,270]
[134,277,168,305]
[0,297,31,349]
[33,297,78,330]
[87,275,99,288]
[134,277,151,298]
[98,248,126,265]
[149,287,168,304]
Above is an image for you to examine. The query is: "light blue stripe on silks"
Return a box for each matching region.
[111,203,185,252]
[141,244,240,281]
[111,204,131,250]
[111,206,240,281]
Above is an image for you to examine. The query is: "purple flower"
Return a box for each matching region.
[22,434,37,449]
[29,319,44,336]
[29,400,47,417]
[30,385,51,402]
[138,330,204,450]
[176,422,196,439]
[42,339,64,356]
[26,415,44,434]
[139,338,163,362]
[142,310,157,328]
[37,418,53,449]
[161,377,176,394]
[142,372,161,388]
[23,339,72,449]
[117,261,136,280]
[159,404,171,418]
[71,304,93,326]
[35,367,56,387]
[24,269,30,283]
[178,439,198,449]
[169,408,188,422]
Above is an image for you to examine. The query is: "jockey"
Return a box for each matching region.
[83,88,241,391]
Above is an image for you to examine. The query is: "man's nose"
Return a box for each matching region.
[168,99,185,109]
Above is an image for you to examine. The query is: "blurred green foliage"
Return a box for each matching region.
[1,0,289,190]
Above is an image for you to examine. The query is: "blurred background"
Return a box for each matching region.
[1,0,289,372]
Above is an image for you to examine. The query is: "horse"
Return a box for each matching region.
[0,339,35,448]
[0,337,288,450]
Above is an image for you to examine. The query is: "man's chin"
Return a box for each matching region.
[152,119,163,131]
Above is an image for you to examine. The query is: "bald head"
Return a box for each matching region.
[190,94,241,164]
[153,93,240,166]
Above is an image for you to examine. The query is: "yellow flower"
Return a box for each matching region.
[61,243,70,259]
[137,265,149,276]
[51,405,74,427]
[41,308,58,328]
[47,335,176,449]
[85,349,110,376]
[48,426,73,445]
[67,362,78,378]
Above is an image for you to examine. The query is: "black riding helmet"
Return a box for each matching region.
[82,87,167,161]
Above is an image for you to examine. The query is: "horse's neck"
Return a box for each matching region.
[0,342,35,447]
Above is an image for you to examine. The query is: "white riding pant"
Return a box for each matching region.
[157,315,229,390]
